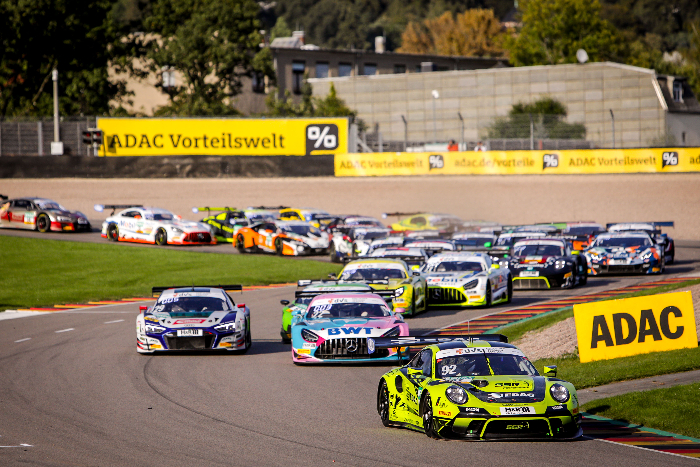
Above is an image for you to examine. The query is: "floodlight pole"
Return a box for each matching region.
[401,115,408,151]
[457,112,464,150]
[52,69,59,143]
[432,97,437,144]
[609,109,615,149]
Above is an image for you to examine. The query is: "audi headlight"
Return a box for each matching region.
[144,324,166,334]
[57,216,71,222]
[394,287,405,298]
[555,260,567,269]
[445,385,468,404]
[549,383,570,403]
[214,321,237,332]
[301,329,319,342]
[382,326,401,337]
[463,279,478,290]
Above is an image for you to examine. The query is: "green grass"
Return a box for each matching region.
[582,383,700,439]
[499,278,700,343]
[532,346,700,389]
[0,236,342,310]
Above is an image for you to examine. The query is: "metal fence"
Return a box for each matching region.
[0,118,97,156]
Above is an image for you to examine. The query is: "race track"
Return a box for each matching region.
[2,247,700,466]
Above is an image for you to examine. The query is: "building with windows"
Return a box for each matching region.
[308,61,700,149]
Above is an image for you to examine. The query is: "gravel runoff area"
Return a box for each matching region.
[2,173,700,239]
[516,283,700,360]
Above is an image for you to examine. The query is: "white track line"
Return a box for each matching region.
[14,338,31,343]
[55,328,74,333]
[104,319,124,324]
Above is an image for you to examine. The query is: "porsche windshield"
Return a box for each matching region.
[595,236,651,248]
[340,267,407,280]
[437,354,538,377]
[153,296,229,313]
[282,224,321,236]
[513,244,564,257]
[306,302,391,319]
[424,261,483,272]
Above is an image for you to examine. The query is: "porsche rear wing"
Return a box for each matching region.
[152,285,243,297]
[94,204,144,215]
[192,206,239,214]
[367,334,508,353]
[295,288,398,302]
[381,212,423,219]
[247,205,289,211]
[0,194,7,201]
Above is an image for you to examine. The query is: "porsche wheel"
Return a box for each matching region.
[377,380,392,427]
[237,235,247,253]
[485,283,492,307]
[505,275,513,304]
[107,224,119,242]
[36,213,51,233]
[155,228,167,246]
[275,238,284,256]
[329,244,339,263]
[421,393,439,438]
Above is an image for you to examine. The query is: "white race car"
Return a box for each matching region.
[97,204,216,246]
[137,285,251,353]
[421,251,512,307]
[330,226,392,262]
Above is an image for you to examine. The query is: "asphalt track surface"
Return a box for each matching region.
[2,245,700,466]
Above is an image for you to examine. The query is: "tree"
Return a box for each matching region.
[0,0,135,118]
[506,0,622,66]
[270,17,292,41]
[144,0,269,116]
[486,97,586,140]
[398,9,506,57]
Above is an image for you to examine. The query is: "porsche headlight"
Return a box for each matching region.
[550,383,570,403]
[394,287,405,298]
[555,260,567,269]
[57,216,71,222]
[144,324,166,334]
[301,329,319,342]
[214,321,237,332]
[445,385,468,404]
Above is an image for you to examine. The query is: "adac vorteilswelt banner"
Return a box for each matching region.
[335,148,700,176]
[96,117,349,156]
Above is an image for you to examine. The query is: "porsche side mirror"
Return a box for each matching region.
[543,365,558,377]
[280,300,290,306]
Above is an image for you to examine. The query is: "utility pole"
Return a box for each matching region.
[401,115,408,151]
[609,109,615,149]
[529,113,534,150]
[51,69,63,155]
[431,90,439,144]
[457,112,464,150]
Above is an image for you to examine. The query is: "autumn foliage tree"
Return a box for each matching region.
[397,9,505,57]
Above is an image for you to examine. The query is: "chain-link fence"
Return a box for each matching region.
[0,117,97,156]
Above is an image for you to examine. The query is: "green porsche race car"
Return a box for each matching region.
[371,335,582,440]
[193,207,249,243]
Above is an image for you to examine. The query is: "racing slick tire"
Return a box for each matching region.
[107,224,119,242]
[579,269,588,286]
[237,235,247,253]
[36,213,51,233]
[505,275,513,304]
[420,393,440,439]
[485,283,492,307]
[329,243,339,263]
[275,238,284,256]
[155,228,167,246]
[411,289,417,316]
[351,243,359,258]
[236,328,252,354]
[377,380,393,427]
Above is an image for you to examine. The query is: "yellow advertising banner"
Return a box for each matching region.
[573,291,697,363]
[96,117,348,156]
[335,148,700,176]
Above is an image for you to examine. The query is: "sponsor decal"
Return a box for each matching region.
[491,393,535,399]
[296,349,311,354]
[661,151,678,168]
[543,153,559,169]
[437,410,452,417]
[172,319,207,325]
[328,327,373,336]
[429,154,444,170]
[302,342,317,349]
[574,291,697,363]
[98,117,348,157]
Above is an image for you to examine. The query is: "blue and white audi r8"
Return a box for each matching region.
[137,285,251,353]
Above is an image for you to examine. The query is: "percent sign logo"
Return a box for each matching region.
[306,124,339,155]
[662,151,678,169]
[543,153,559,170]
[428,154,444,170]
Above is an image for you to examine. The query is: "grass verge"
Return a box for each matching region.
[0,236,342,310]
[582,382,700,439]
[499,278,700,343]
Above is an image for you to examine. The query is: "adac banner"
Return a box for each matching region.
[96,117,348,156]
[573,291,697,363]
[334,148,700,176]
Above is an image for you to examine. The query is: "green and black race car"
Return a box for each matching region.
[193,207,249,244]
[371,335,582,440]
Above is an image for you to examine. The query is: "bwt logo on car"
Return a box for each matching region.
[662,151,679,168]
[306,124,338,155]
[328,327,373,335]
[428,154,444,170]
[543,153,559,170]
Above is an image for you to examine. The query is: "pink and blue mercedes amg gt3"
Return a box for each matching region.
[290,292,409,363]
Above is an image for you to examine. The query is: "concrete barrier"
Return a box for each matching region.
[0,155,335,178]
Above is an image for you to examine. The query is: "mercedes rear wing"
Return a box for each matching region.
[606,222,674,231]
[152,285,243,297]
[367,334,508,353]
[94,204,144,215]
[0,194,8,201]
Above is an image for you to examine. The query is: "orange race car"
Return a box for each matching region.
[235,220,330,256]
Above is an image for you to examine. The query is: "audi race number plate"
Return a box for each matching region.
[500,406,535,415]
[520,271,539,277]
[609,259,627,265]
[177,329,203,337]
